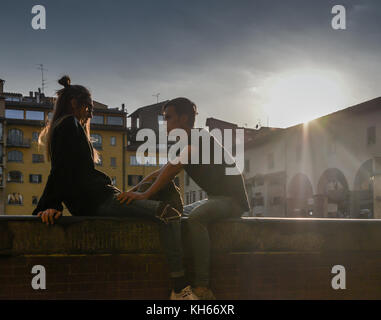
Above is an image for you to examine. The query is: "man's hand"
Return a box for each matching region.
[117,191,149,206]
[37,209,62,225]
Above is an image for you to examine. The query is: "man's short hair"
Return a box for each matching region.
[162,97,197,127]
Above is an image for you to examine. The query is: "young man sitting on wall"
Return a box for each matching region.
[118,97,250,300]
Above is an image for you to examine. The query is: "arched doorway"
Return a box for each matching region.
[288,173,313,217]
[317,168,349,218]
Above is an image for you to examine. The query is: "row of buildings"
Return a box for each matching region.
[0,79,183,215]
[1,77,380,218]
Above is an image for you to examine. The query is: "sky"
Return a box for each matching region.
[0,0,380,128]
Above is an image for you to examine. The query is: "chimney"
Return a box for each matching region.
[0,79,4,94]
[122,103,125,112]
[29,91,33,97]
[36,88,41,103]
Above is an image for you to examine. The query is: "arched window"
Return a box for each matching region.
[8,150,23,162]
[7,129,24,145]
[7,193,23,205]
[90,134,102,149]
[7,171,23,183]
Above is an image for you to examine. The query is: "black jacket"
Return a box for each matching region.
[32,115,119,216]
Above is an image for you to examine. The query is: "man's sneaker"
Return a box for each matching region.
[170,285,199,300]
[193,287,216,300]
[156,204,181,224]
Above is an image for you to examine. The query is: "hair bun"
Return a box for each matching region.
[58,75,71,88]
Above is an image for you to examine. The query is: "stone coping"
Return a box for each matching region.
[0,216,380,256]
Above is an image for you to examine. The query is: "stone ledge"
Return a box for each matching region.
[1,216,381,256]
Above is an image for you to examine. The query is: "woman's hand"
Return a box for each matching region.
[37,209,62,225]
[117,192,149,206]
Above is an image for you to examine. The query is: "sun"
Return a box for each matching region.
[259,68,348,127]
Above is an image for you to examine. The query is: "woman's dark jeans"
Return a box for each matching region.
[95,192,185,278]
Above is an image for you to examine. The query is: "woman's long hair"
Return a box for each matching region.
[38,75,99,163]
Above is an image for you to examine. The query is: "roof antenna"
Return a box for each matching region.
[152,93,160,103]
[36,64,47,93]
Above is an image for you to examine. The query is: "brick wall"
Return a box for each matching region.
[1,216,381,299]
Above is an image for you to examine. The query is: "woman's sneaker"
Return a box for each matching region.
[170,285,199,300]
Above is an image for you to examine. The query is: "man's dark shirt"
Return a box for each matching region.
[183,130,250,213]
[32,115,119,216]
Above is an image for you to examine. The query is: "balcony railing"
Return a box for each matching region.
[6,138,31,148]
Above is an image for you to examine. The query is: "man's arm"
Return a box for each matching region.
[128,166,163,191]
[117,145,191,205]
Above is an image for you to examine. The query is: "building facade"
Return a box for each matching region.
[244,97,381,219]
[0,80,127,215]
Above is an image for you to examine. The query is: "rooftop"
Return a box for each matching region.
[128,100,169,118]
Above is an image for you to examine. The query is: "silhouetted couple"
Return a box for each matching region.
[33,76,250,300]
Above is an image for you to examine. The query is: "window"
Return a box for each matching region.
[32,132,39,142]
[267,153,274,170]
[367,126,376,145]
[110,157,116,167]
[192,191,196,203]
[32,196,38,205]
[199,190,203,200]
[32,154,44,163]
[130,155,139,166]
[5,109,24,119]
[8,150,23,162]
[159,157,167,166]
[111,177,116,186]
[144,156,156,166]
[107,116,123,126]
[130,155,156,166]
[7,171,23,183]
[128,175,143,186]
[5,96,21,102]
[91,134,103,149]
[26,111,44,121]
[110,136,116,146]
[7,193,23,205]
[8,129,24,145]
[91,115,104,124]
[29,174,42,183]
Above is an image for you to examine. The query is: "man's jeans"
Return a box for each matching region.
[95,192,184,278]
[183,196,242,287]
